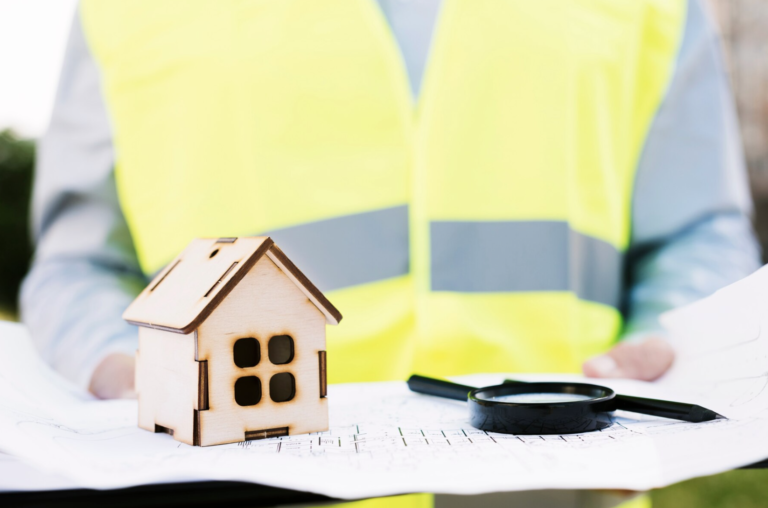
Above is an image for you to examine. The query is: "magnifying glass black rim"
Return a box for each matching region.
[469,381,616,407]
[467,381,617,435]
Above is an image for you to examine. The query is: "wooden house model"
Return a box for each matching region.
[123,237,342,447]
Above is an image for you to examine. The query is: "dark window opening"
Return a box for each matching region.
[270,373,296,403]
[154,423,174,436]
[209,248,219,258]
[268,335,294,365]
[233,337,260,368]
[235,376,262,406]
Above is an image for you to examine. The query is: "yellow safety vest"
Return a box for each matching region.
[81,0,686,384]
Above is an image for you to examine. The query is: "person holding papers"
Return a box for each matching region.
[21,1,761,506]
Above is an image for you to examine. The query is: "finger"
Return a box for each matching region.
[89,353,137,399]
[582,337,674,381]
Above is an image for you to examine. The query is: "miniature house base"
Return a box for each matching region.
[125,237,341,447]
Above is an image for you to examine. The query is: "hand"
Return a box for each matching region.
[89,353,137,399]
[582,336,674,381]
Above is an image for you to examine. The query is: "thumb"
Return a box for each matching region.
[582,336,674,381]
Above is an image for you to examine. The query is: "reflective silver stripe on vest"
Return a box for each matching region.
[265,205,410,292]
[430,221,623,308]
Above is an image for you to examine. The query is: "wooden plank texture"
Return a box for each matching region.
[124,237,272,334]
[123,237,341,333]
[196,256,329,446]
[266,246,342,325]
[136,328,199,445]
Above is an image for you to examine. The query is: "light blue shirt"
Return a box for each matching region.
[22,0,761,388]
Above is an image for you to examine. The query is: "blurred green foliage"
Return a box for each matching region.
[652,469,768,508]
[0,130,34,314]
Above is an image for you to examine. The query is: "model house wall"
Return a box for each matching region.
[196,255,328,446]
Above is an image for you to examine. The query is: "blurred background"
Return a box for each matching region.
[0,0,76,320]
[0,0,766,505]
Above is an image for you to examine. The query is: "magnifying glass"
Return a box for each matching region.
[407,374,725,435]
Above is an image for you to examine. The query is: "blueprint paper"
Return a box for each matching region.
[0,452,77,492]
[2,265,768,499]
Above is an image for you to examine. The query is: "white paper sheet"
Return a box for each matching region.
[2,267,768,499]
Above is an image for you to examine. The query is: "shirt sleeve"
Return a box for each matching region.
[20,6,147,390]
[624,0,762,339]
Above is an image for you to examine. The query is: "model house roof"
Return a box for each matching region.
[123,237,342,334]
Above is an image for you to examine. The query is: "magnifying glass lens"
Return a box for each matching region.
[485,392,594,404]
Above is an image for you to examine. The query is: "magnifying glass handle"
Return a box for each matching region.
[613,395,724,423]
[407,375,476,401]
[501,378,724,423]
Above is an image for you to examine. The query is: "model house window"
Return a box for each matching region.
[270,372,296,402]
[233,337,260,368]
[233,335,297,405]
[268,335,294,364]
[234,376,261,406]
[268,335,296,402]
[234,338,261,407]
